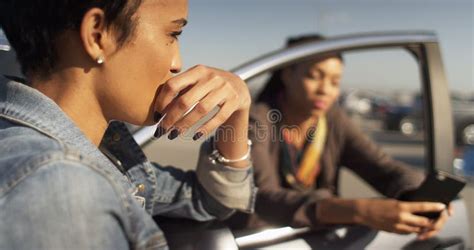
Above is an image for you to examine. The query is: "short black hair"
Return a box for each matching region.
[0,0,143,79]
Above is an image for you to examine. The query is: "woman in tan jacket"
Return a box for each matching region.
[228,34,451,240]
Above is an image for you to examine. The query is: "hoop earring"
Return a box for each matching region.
[96,55,105,65]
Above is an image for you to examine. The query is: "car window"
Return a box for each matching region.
[336,49,426,198]
[340,48,425,167]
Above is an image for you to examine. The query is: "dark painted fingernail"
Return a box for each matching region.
[168,129,179,140]
[154,126,166,139]
[154,112,163,123]
[193,132,203,141]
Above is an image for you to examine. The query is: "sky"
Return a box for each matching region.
[180,0,473,93]
[0,1,471,93]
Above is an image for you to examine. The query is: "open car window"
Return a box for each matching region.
[339,48,426,197]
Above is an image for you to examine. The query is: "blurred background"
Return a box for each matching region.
[181,0,472,94]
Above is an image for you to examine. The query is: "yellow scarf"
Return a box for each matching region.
[282,116,328,190]
[296,116,328,187]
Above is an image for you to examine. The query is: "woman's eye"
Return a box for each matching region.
[306,72,321,80]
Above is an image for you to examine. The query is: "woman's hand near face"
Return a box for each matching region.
[154,65,251,168]
[355,199,448,237]
[154,65,250,136]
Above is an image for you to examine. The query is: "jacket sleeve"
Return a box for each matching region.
[103,121,256,221]
[241,105,334,228]
[128,140,256,221]
[337,109,425,198]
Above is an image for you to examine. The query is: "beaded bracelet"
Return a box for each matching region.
[209,139,252,164]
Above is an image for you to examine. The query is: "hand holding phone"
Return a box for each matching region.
[399,170,466,219]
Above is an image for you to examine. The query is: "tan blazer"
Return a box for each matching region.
[227,102,425,229]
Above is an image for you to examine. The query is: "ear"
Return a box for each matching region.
[79,8,115,64]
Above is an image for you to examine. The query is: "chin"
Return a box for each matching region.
[310,109,327,117]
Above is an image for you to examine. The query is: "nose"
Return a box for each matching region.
[170,49,182,74]
[317,77,332,95]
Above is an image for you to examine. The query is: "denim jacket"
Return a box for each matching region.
[0,78,256,249]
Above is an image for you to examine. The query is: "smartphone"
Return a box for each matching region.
[399,170,466,219]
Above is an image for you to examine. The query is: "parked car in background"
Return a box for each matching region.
[384,104,422,136]
[1,31,471,249]
[454,101,474,146]
[383,94,474,146]
[339,90,394,120]
[340,90,375,116]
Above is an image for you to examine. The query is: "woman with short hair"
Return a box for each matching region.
[0,0,255,249]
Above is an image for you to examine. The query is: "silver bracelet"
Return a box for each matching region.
[209,139,252,164]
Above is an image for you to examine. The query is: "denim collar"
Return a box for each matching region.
[0,78,145,174]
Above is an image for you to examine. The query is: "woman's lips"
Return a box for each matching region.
[312,100,328,110]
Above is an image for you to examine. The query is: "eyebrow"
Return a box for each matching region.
[172,18,188,27]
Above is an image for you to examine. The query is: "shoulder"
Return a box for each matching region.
[0,119,66,177]
[0,149,127,202]
[0,154,134,249]
[0,118,68,174]
[11,154,124,195]
[0,118,64,152]
[326,105,350,124]
[326,105,354,135]
[250,102,279,126]
[0,120,127,204]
